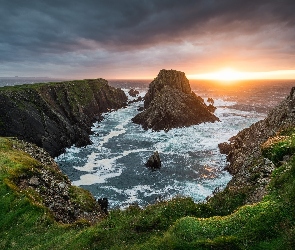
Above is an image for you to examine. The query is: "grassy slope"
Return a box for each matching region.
[1,133,295,250]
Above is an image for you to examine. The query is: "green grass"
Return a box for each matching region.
[261,128,295,164]
[1,133,295,249]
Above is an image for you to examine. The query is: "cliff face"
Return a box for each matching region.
[132,69,218,131]
[219,86,295,204]
[1,137,105,224]
[0,79,127,157]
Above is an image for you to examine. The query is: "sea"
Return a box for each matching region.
[1,77,295,209]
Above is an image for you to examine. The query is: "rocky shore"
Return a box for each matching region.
[0,79,127,157]
[132,69,218,131]
[218,86,295,204]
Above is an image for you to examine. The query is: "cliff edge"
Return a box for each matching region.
[0,79,127,157]
[132,69,219,131]
[217,86,295,205]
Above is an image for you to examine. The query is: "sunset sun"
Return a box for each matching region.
[207,68,241,81]
[189,68,244,82]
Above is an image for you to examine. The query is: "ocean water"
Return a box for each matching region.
[55,79,295,208]
[0,77,66,87]
[1,77,294,208]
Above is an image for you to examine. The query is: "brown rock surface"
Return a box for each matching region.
[132,69,218,131]
[146,151,161,170]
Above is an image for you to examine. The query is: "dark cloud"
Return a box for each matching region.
[1,0,295,77]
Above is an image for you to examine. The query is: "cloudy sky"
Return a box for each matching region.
[1,0,295,79]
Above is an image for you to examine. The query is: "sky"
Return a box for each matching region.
[1,0,295,79]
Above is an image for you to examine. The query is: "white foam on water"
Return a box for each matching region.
[210,98,237,107]
[73,148,148,185]
[73,169,123,186]
[97,121,128,148]
[56,91,266,208]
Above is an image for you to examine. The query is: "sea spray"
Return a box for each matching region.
[56,90,264,208]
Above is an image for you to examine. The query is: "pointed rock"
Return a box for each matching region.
[146,151,161,170]
[132,69,219,131]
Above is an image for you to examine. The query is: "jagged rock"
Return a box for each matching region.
[132,69,219,131]
[207,97,214,104]
[218,86,295,205]
[128,89,139,97]
[0,79,128,157]
[208,104,217,113]
[146,151,161,170]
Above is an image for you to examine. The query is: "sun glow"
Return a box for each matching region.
[188,69,295,81]
[190,68,245,82]
[209,68,241,81]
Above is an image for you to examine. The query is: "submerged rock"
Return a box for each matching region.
[132,69,219,131]
[146,151,161,170]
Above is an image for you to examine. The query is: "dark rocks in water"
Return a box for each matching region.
[208,104,217,113]
[146,151,161,170]
[0,79,128,157]
[132,69,219,131]
[137,106,144,111]
[207,97,214,104]
[128,89,139,97]
[97,197,109,215]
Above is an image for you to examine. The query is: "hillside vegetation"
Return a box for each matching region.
[1,83,295,249]
[1,134,295,249]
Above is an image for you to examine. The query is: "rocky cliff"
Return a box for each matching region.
[2,137,105,224]
[132,69,219,131]
[0,79,127,157]
[218,86,295,204]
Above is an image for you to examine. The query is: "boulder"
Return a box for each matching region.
[132,69,219,131]
[128,89,139,97]
[146,151,161,170]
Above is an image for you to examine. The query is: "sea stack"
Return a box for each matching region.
[146,151,162,170]
[132,69,219,131]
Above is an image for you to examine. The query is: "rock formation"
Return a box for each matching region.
[12,138,105,224]
[132,69,218,131]
[218,86,295,204]
[128,89,139,97]
[146,151,161,170]
[0,79,127,157]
